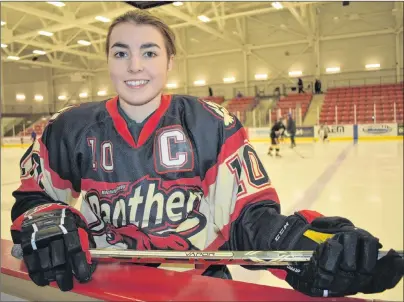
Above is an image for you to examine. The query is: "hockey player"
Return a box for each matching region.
[286,113,296,148]
[10,10,403,296]
[318,123,329,142]
[268,117,286,157]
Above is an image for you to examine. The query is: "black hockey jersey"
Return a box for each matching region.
[12,95,282,255]
[271,121,286,137]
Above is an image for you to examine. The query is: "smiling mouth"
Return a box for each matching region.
[125,80,150,89]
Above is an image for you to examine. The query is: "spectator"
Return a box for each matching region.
[236,91,243,98]
[208,86,213,97]
[298,78,305,94]
[274,87,281,98]
[315,79,322,94]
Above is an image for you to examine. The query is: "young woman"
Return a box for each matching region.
[10,10,402,296]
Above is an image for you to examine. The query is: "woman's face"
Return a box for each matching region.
[108,22,173,106]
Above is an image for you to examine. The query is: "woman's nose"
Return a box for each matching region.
[127,57,143,73]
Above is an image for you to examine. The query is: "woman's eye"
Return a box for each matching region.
[114,51,128,58]
[143,51,157,58]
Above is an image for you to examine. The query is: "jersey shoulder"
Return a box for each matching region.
[43,100,109,144]
[171,94,242,133]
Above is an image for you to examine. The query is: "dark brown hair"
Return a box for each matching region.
[106,10,176,58]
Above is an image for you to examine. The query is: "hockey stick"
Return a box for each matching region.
[292,147,305,158]
[88,249,403,266]
[10,244,403,267]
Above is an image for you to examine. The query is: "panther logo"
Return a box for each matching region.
[202,100,236,128]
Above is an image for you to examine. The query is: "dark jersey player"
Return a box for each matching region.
[268,118,286,157]
[10,10,402,297]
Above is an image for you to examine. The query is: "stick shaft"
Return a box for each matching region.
[90,249,402,266]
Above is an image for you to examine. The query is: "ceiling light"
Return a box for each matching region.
[7,56,20,61]
[255,74,268,80]
[223,77,236,83]
[79,92,88,98]
[33,50,46,55]
[289,70,302,77]
[78,40,91,46]
[272,2,283,10]
[326,67,340,73]
[58,95,67,100]
[47,2,66,7]
[173,2,184,6]
[365,63,380,69]
[1,21,6,26]
[1,44,7,48]
[194,80,206,86]
[166,83,178,89]
[34,95,44,102]
[95,16,111,23]
[16,94,26,101]
[97,90,107,96]
[198,15,211,23]
[38,31,53,37]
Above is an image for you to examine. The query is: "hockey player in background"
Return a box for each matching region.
[268,117,286,157]
[286,113,296,148]
[10,10,403,297]
[318,123,329,142]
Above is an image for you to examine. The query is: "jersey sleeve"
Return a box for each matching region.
[11,108,82,222]
[198,103,282,249]
[199,105,323,255]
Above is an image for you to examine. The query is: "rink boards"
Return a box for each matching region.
[247,123,403,142]
[2,123,401,149]
[0,239,370,302]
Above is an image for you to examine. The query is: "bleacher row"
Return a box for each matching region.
[320,83,403,124]
[18,83,403,137]
[270,94,312,122]
[19,119,49,137]
[18,96,259,137]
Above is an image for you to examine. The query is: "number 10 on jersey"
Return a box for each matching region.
[87,138,114,172]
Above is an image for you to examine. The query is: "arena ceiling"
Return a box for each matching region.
[1,1,403,76]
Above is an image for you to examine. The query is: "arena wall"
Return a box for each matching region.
[1,2,402,108]
[246,123,403,143]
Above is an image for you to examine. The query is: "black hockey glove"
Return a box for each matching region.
[285,217,404,297]
[11,203,96,292]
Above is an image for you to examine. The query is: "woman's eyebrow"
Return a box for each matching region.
[140,43,161,49]
[111,42,130,49]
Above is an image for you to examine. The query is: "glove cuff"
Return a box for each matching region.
[10,203,89,244]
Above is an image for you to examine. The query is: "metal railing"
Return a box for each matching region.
[230,104,305,128]
[231,100,402,128]
[316,102,402,125]
[1,104,53,116]
[326,73,404,90]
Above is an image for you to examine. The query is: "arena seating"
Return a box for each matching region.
[226,96,257,123]
[18,118,49,137]
[320,83,404,124]
[200,96,225,104]
[270,93,313,122]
